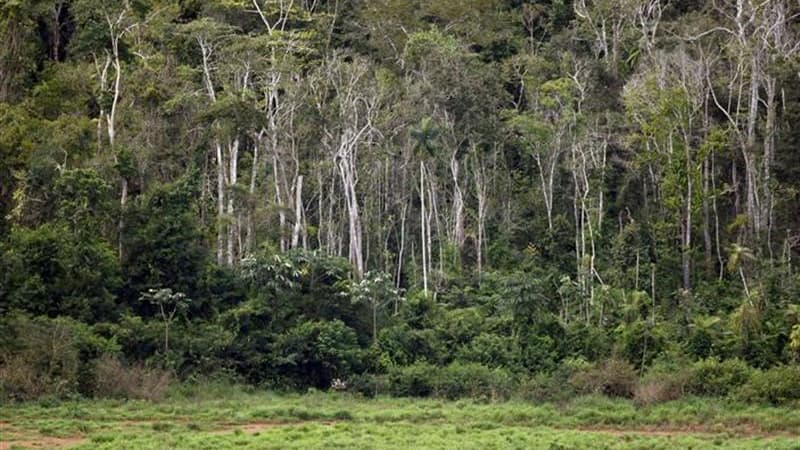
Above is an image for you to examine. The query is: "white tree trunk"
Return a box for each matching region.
[291,175,304,248]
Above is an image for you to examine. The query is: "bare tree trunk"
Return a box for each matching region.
[702,158,714,274]
[105,10,130,261]
[427,172,440,285]
[473,153,488,279]
[763,75,777,259]
[216,142,225,264]
[711,151,724,279]
[396,202,407,293]
[198,34,229,265]
[291,175,304,248]
[326,168,337,255]
[683,134,692,292]
[745,48,762,240]
[227,138,240,266]
[535,151,556,231]
[246,132,263,255]
[337,143,365,277]
[274,154,287,252]
[450,150,465,249]
[420,161,429,295]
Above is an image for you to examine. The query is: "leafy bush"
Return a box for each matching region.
[0,313,118,400]
[634,375,687,406]
[347,373,389,398]
[516,358,588,403]
[736,365,800,405]
[569,358,638,398]
[272,320,364,389]
[432,362,512,400]
[387,362,512,400]
[517,372,576,403]
[93,356,172,401]
[378,325,447,366]
[1,224,122,323]
[634,360,690,406]
[686,357,753,397]
[388,362,437,397]
[455,332,519,368]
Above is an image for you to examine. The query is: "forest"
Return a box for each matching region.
[2,0,800,408]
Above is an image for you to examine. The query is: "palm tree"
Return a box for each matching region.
[727,244,755,300]
[410,117,440,296]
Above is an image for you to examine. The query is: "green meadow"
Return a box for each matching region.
[3,387,800,449]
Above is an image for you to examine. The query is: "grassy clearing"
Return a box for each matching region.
[2,386,800,449]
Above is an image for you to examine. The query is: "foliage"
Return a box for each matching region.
[0,313,118,400]
[686,357,754,397]
[272,320,363,389]
[737,365,800,406]
[569,358,639,398]
[387,362,513,400]
[93,355,172,401]
[1,0,800,406]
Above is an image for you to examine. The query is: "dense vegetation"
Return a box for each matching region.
[2,0,800,406]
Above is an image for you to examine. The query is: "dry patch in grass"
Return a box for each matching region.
[573,423,800,439]
[0,422,85,449]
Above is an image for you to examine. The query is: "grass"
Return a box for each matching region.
[2,386,800,449]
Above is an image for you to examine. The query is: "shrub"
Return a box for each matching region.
[686,357,753,397]
[634,362,689,406]
[0,314,117,401]
[347,373,389,398]
[272,320,364,389]
[388,362,437,397]
[432,362,512,400]
[517,359,587,403]
[378,325,447,367]
[387,362,512,400]
[634,376,686,406]
[517,372,576,403]
[569,358,638,398]
[93,356,172,401]
[455,332,519,368]
[736,365,800,405]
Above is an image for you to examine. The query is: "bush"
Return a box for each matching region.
[0,354,76,401]
[516,359,588,403]
[736,365,800,405]
[272,320,364,389]
[455,332,519,368]
[388,362,437,397]
[686,357,753,397]
[634,376,687,406]
[432,362,512,400]
[0,313,117,401]
[569,358,638,398]
[387,362,512,400]
[517,372,576,403]
[347,373,389,398]
[634,361,689,406]
[93,356,172,401]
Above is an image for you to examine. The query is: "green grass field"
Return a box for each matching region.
[2,387,800,449]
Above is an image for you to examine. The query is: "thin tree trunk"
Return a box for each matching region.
[683,134,692,292]
[763,75,777,259]
[703,158,713,274]
[420,161,428,295]
[216,142,225,264]
[450,150,465,249]
[396,202,407,295]
[291,175,304,248]
[227,139,239,266]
